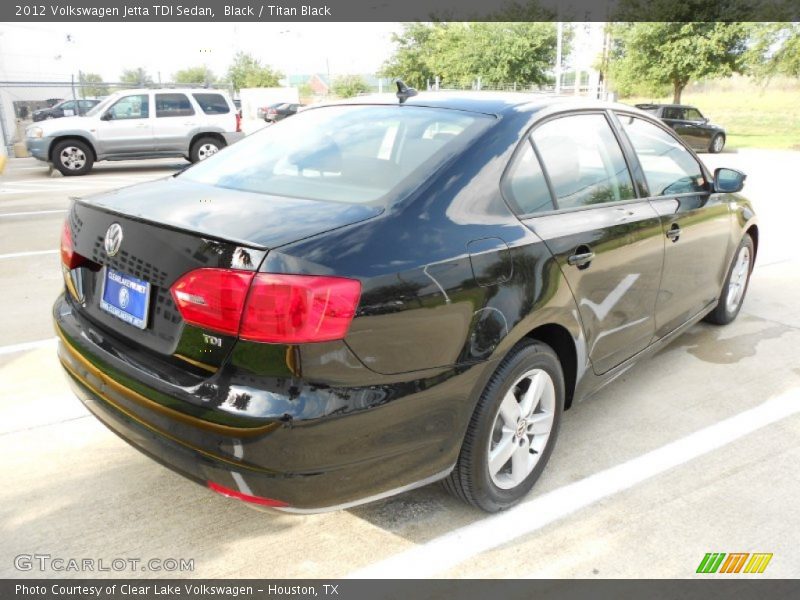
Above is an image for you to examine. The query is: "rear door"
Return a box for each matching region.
[154,92,196,152]
[95,93,155,155]
[615,112,732,338]
[515,112,664,375]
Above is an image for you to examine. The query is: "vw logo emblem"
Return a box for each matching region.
[118,287,130,309]
[104,223,123,257]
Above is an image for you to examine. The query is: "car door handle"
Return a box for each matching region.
[666,224,681,242]
[568,249,595,269]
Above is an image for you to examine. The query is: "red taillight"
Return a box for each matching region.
[169,270,361,343]
[60,220,86,270]
[207,481,288,508]
[240,274,361,343]
[170,268,255,336]
[235,112,242,133]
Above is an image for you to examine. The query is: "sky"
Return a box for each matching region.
[0,22,402,82]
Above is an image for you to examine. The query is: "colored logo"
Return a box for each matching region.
[696,552,773,574]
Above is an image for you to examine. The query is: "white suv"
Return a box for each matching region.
[25,89,243,175]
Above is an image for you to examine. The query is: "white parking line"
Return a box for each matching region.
[0,250,58,260]
[0,210,67,218]
[0,337,57,356]
[348,390,800,578]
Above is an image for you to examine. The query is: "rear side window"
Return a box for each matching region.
[182,105,492,204]
[502,141,554,215]
[531,114,636,210]
[155,93,195,118]
[662,107,683,120]
[617,115,708,196]
[193,93,230,115]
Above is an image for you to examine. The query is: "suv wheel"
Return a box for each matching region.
[443,339,564,512]
[52,139,94,176]
[190,136,224,163]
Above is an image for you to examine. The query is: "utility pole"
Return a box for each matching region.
[555,22,563,94]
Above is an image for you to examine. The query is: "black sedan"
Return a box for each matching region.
[635,103,727,153]
[32,98,100,122]
[54,92,757,513]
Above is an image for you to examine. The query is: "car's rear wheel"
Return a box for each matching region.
[443,339,564,512]
[704,233,754,325]
[190,136,224,163]
[52,139,94,176]
[709,133,725,154]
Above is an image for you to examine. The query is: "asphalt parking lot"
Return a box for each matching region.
[1,151,799,579]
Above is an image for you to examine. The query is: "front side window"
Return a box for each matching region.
[531,114,636,210]
[156,93,195,118]
[617,115,708,196]
[502,141,554,215]
[182,105,492,204]
[106,95,149,120]
[683,108,704,121]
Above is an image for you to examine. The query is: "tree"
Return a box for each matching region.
[79,72,109,98]
[746,23,800,80]
[332,75,370,98]
[226,52,282,91]
[381,22,564,89]
[608,22,749,102]
[173,66,217,86]
[119,67,153,87]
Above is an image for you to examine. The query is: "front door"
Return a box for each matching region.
[615,113,732,338]
[95,93,154,155]
[520,112,664,375]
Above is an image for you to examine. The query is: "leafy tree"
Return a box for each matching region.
[608,22,749,102]
[746,23,800,80]
[173,66,217,86]
[381,22,564,89]
[78,73,109,98]
[226,52,282,92]
[119,67,153,87]
[332,75,370,98]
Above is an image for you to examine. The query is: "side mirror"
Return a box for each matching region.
[714,168,746,193]
[702,117,709,124]
[100,111,113,121]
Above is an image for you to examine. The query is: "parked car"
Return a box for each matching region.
[54,93,756,513]
[32,99,100,122]
[26,88,243,175]
[260,102,304,123]
[635,103,726,153]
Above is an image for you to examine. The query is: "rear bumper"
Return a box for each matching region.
[222,131,245,146]
[54,294,486,511]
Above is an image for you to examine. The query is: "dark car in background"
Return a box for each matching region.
[260,102,304,123]
[32,98,100,122]
[54,93,757,514]
[635,103,726,153]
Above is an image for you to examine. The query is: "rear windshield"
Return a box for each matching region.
[181,105,493,204]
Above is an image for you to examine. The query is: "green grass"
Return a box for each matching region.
[623,78,800,150]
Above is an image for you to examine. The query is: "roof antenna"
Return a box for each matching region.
[395,79,417,104]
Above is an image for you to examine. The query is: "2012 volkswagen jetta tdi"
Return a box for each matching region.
[54,92,757,512]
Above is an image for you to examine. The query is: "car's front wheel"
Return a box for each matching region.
[52,139,94,176]
[190,136,224,163]
[704,233,754,325]
[709,133,725,154]
[444,339,564,512]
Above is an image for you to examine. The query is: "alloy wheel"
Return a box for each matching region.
[60,146,86,171]
[725,245,750,313]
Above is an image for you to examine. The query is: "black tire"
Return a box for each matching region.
[709,133,725,154]
[443,339,565,512]
[52,139,94,176]
[704,234,754,325]
[190,136,224,163]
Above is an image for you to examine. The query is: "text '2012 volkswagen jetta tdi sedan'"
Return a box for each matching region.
[54,90,758,513]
